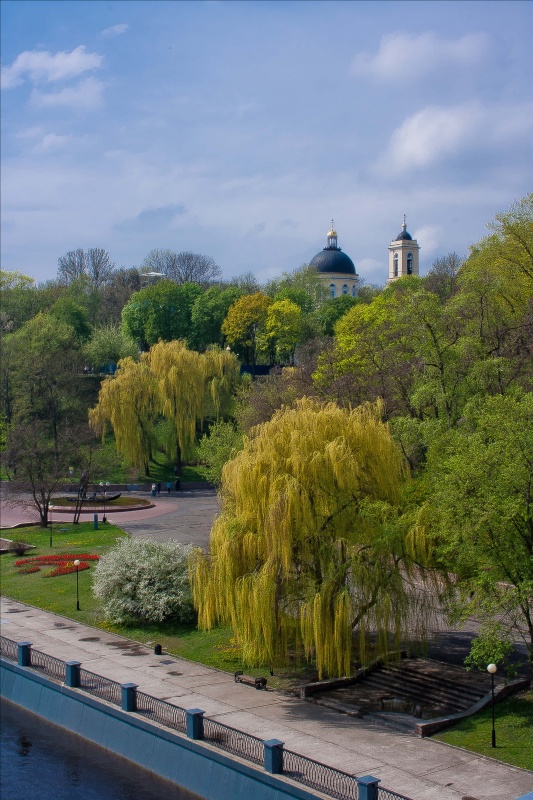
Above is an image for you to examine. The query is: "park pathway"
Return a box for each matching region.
[1,596,532,800]
[0,487,218,550]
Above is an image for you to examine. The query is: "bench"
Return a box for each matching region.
[234,671,268,690]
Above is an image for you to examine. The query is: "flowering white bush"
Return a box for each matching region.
[92,538,195,624]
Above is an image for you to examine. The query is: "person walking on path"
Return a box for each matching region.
[156,482,161,495]
[166,481,171,494]
[151,483,156,497]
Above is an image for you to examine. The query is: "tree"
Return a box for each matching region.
[224,271,260,294]
[0,271,49,333]
[235,360,318,434]
[86,248,116,289]
[263,299,302,365]
[6,313,83,457]
[142,249,221,286]
[57,248,115,289]
[427,391,533,663]
[0,270,35,291]
[221,292,271,367]
[189,286,242,350]
[191,398,436,678]
[488,192,533,284]
[83,325,139,371]
[424,253,462,303]
[121,280,201,349]
[89,355,158,475]
[312,295,359,336]
[89,340,240,476]
[95,267,141,326]
[266,264,328,311]
[57,249,85,284]
[93,538,195,624]
[196,421,244,486]
[50,297,92,342]
[2,421,87,527]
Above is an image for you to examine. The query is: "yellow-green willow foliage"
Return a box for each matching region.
[89,356,157,472]
[191,398,432,679]
[89,341,240,472]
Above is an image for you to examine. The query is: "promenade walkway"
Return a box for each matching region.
[1,596,532,800]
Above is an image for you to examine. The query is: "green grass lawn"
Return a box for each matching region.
[433,690,533,771]
[0,523,306,689]
[1,523,128,622]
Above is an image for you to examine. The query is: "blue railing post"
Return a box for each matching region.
[17,641,32,667]
[121,683,137,712]
[186,708,205,740]
[263,739,284,774]
[65,661,81,688]
[357,775,380,800]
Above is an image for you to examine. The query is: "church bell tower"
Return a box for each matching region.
[388,217,420,282]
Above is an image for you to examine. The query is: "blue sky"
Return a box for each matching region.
[1,0,532,287]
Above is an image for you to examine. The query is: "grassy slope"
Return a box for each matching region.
[433,691,533,771]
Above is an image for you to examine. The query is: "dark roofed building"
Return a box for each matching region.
[310,222,358,298]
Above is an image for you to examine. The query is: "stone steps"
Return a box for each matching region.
[362,664,485,713]
[312,658,491,722]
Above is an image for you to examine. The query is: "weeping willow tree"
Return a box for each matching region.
[89,341,240,476]
[191,398,439,678]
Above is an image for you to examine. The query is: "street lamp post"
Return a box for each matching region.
[100,481,110,523]
[49,506,53,549]
[487,663,497,748]
[74,559,80,610]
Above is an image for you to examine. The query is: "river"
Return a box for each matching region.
[0,698,200,800]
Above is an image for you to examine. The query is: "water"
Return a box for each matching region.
[0,698,200,800]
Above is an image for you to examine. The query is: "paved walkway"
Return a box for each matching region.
[0,489,218,550]
[1,596,532,800]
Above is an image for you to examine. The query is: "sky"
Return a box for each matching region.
[1,0,532,288]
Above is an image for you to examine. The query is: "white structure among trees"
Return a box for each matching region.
[388,218,420,282]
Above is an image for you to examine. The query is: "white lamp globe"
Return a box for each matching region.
[487,663,497,674]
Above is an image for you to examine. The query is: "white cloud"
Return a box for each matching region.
[30,77,104,110]
[1,45,102,89]
[32,133,74,153]
[16,126,45,140]
[412,225,441,258]
[101,23,129,37]
[376,101,533,176]
[352,32,489,82]
[385,103,483,171]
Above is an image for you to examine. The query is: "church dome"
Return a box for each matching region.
[310,248,356,275]
[310,221,356,275]
[394,220,412,241]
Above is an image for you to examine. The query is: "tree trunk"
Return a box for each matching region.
[175,443,182,478]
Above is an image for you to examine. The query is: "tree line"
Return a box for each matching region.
[1,193,532,674]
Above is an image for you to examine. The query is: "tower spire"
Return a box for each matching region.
[327,219,338,248]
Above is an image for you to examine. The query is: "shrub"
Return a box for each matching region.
[10,542,32,556]
[92,538,195,625]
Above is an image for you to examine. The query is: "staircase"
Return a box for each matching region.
[311,658,492,732]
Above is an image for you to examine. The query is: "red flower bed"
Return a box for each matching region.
[44,562,91,578]
[15,553,99,578]
[15,554,100,566]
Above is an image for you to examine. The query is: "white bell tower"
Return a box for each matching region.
[388,216,420,282]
